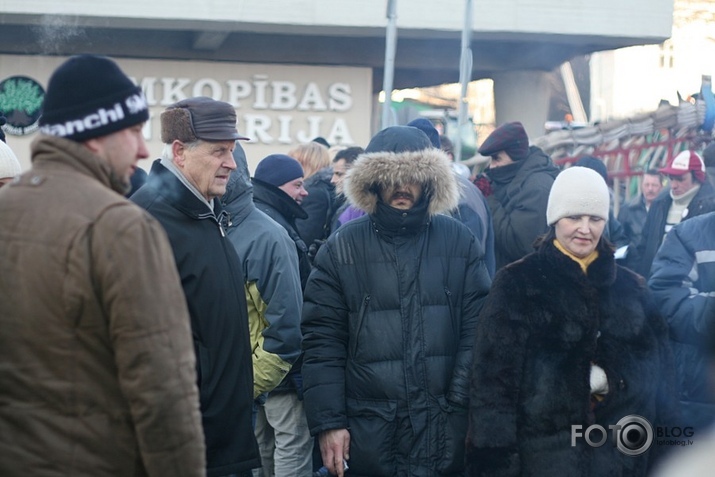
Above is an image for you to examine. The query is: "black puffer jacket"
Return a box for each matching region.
[467,238,678,477]
[302,147,491,477]
[131,159,260,477]
[485,145,559,270]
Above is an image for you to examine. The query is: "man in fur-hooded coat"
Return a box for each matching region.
[301,126,492,477]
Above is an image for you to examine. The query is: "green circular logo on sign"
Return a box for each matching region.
[0,76,45,136]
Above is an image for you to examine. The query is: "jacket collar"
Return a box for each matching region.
[371,197,430,239]
[147,160,221,220]
[487,146,557,187]
[251,178,308,222]
[30,135,126,195]
[536,238,616,288]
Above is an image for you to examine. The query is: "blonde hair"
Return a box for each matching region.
[288,142,330,179]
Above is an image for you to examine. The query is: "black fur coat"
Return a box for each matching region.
[467,239,678,477]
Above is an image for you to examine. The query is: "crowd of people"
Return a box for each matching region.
[1,54,714,477]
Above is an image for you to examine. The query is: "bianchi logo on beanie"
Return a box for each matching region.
[40,91,148,140]
[125,93,147,115]
[39,55,151,142]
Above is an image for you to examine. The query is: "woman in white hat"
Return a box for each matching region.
[466,166,678,477]
[0,139,21,188]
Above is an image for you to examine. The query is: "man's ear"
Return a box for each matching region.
[83,137,102,154]
[172,140,186,168]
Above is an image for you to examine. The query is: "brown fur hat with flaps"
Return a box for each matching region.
[161,107,196,143]
[345,126,459,217]
[160,96,248,144]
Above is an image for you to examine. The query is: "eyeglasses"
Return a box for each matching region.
[667,174,687,182]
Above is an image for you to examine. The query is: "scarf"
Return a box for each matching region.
[553,239,599,274]
[666,184,701,232]
[372,196,430,239]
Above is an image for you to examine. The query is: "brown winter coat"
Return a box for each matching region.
[0,136,206,476]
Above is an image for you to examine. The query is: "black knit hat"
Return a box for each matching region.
[574,155,608,182]
[254,154,305,187]
[39,55,149,142]
[407,118,440,149]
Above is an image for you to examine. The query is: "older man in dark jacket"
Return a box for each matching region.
[131,97,260,477]
[476,121,559,270]
[617,169,663,245]
[301,126,491,477]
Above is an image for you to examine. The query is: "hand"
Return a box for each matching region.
[319,428,350,477]
[472,173,493,197]
[308,239,326,262]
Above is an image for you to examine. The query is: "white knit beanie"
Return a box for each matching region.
[546,166,610,226]
[0,140,21,180]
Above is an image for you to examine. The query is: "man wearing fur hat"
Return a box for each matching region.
[301,126,491,477]
[131,97,260,476]
[476,121,559,270]
[0,55,205,476]
[628,149,715,278]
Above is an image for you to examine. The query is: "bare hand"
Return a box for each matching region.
[319,428,350,477]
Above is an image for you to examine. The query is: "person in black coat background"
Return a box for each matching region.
[467,166,678,477]
[475,121,559,270]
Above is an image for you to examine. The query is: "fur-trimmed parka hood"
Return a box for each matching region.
[344,147,459,216]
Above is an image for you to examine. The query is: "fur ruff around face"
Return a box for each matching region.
[344,147,459,216]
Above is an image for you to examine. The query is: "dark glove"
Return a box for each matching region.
[472,173,493,197]
[291,373,304,400]
[254,392,267,406]
[308,239,326,263]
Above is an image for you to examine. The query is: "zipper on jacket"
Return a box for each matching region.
[350,295,371,358]
[444,287,459,343]
[216,209,231,237]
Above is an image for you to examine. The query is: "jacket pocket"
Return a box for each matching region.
[346,397,397,476]
[349,295,371,359]
[194,341,210,408]
[433,395,468,474]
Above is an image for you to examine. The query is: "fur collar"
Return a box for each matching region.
[533,239,617,288]
[344,147,459,216]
